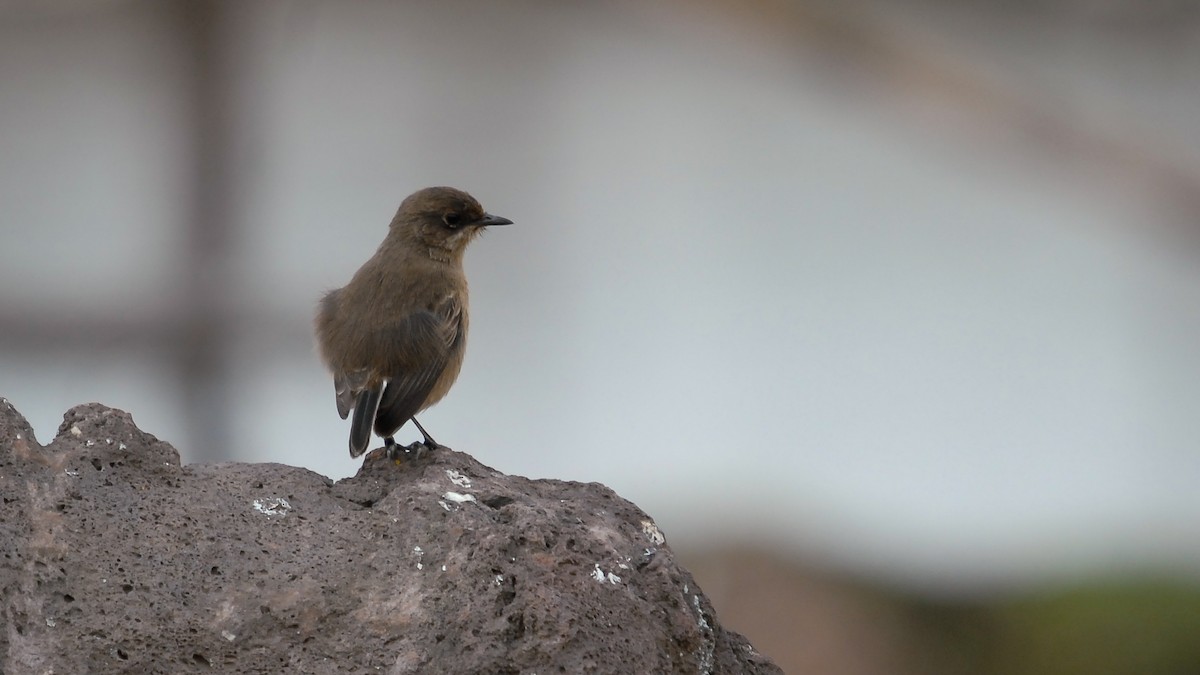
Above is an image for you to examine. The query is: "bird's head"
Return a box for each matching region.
[389,186,512,262]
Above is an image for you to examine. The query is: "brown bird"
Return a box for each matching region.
[315,186,511,459]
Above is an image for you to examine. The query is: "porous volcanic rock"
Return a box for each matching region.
[0,400,781,674]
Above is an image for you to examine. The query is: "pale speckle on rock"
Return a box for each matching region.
[251,497,292,516]
[641,519,666,546]
[591,564,622,585]
[445,468,472,488]
[441,491,476,504]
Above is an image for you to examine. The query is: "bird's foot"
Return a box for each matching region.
[385,440,438,462]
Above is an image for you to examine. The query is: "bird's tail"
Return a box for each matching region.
[349,384,384,458]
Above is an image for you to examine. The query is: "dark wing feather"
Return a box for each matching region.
[372,299,463,438]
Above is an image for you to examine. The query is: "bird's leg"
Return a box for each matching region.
[383,419,440,461]
[411,417,441,452]
[383,435,403,461]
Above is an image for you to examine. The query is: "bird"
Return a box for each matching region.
[314,186,511,459]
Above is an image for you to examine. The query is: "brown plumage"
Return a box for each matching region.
[315,187,511,458]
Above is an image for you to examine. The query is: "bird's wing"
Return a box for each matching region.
[372,297,464,438]
[319,287,366,420]
[334,370,370,420]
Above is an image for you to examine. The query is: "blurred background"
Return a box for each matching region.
[3,0,1199,672]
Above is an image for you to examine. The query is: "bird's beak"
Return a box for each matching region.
[477,213,513,227]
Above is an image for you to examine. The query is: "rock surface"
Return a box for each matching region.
[0,400,781,674]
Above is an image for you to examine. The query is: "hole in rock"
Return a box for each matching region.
[483,495,514,509]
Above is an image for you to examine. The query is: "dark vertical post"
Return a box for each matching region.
[176,0,236,461]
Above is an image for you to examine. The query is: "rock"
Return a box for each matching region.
[0,400,781,674]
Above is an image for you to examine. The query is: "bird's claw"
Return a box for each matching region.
[385,441,438,462]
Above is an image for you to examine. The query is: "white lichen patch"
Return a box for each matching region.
[445,469,472,488]
[442,491,476,504]
[641,520,665,546]
[591,564,622,585]
[251,497,291,517]
[439,491,476,512]
[692,594,716,674]
[692,594,710,630]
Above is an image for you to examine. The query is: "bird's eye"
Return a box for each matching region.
[442,212,462,228]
